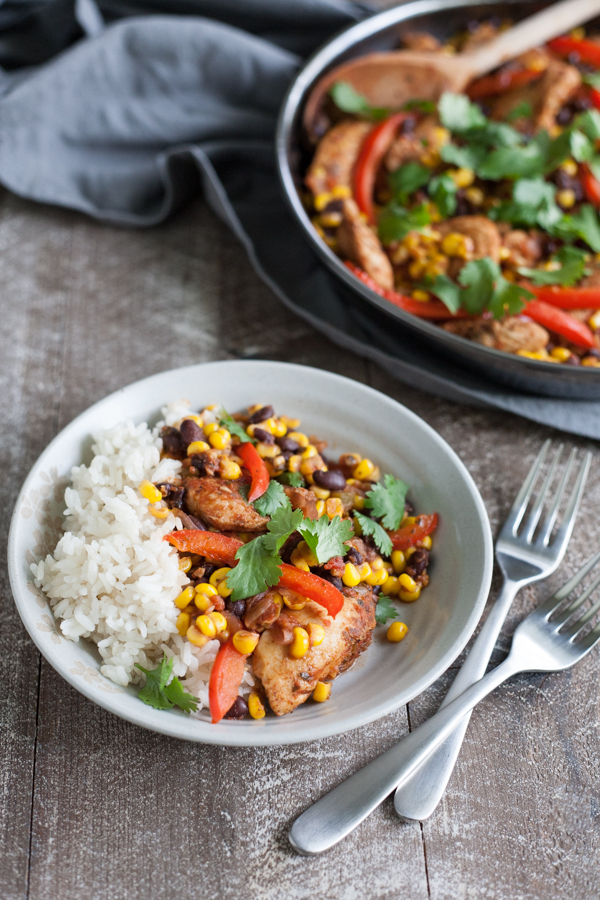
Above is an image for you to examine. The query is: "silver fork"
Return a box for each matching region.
[393,440,591,822]
[290,549,600,855]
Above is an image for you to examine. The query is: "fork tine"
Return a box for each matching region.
[550,450,592,551]
[523,443,563,542]
[580,623,600,652]
[536,447,577,546]
[551,571,600,630]
[565,592,600,640]
[504,439,551,535]
[535,548,600,619]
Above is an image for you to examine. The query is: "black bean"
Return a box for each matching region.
[587,348,600,358]
[556,107,573,126]
[404,500,414,516]
[180,419,203,446]
[280,449,294,461]
[407,548,430,576]
[346,547,363,566]
[323,198,344,215]
[228,599,247,618]
[278,435,300,453]
[166,486,184,509]
[573,95,592,112]
[253,427,275,444]
[161,426,184,455]
[202,562,216,576]
[312,567,343,590]
[248,405,274,424]
[399,117,415,135]
[188,515,207,531]
[224,697,249,720]
[313,469,347,491]
[565,353,581,366]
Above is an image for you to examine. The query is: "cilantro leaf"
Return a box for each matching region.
[584,72,600,90]
[389,162,430,204]
[226,537,284,601]
[428,173,458,218]
[364,474,409,531]
[263,504,304,552]
[553,204,600,253]
[574,109,600,142]
[458,257,497,314]
[330,81,389,120]
[253,479,289,516]
[440,141,486,171]
[219,411,253,443]
[488,278,533,320]
[375,594,398,625]
[492,177,562,230]
[136,656,198,713]
[506,101,533,122]
[518,246,589,287]
[477,140,546,180]
[354,511,392,557]
[378,202,430,244]
[426,274,462,314]
[569,128,594,163]
[298,515,354,565]
[276,471,305,488]
[439,92,486,132]
[403,99,436,114]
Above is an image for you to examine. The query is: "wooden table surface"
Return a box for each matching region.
[2,186,600,900]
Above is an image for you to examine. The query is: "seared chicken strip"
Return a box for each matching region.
[252,584,377,716]
[184,477,269,533]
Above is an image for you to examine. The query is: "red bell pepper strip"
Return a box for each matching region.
[523,300,595,349]
[528,286,600,310]
[389,513,438,552]
[579,163,600,208]
[467,67,542,100]
[164,530,242,566]
[589,87,600,112]
[345,262,470,320]
[548,36,600,69]
[353,112,411,224]
[208,639,248,724]
[236,441,270,502]
[277,564,345,618]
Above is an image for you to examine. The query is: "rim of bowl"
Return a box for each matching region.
[7,359,493,745]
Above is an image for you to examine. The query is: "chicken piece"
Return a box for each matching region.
[385,115,440,172]
[305,120,372,196]
[443,316,549,354]
[490,59,581,133]
[244,588,283,631]
[401,30,442,52]
[437,216,502,264]
[501,229,543,269]
[460,21,499,53]
[184,477,269,532]
[284,485,319,520]
[337,198,395,290]
[581,265,600,288]
[252,584,377,716]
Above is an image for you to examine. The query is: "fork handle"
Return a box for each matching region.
[289,653,522,856]
[393,578,520,821]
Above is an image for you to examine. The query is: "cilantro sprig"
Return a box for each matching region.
[375,594,399,625]
[427,259,534,319]
[364,474,409,532]
[252,479,288,516]
[330,81,389,121]
[219,410,253,444]
[300,515,354,565]
[135,655,199,713]
[518,246,590,287]
[354,511,392,557]
[378,202,431,244]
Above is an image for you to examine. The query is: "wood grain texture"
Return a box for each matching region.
[1,186,600,900]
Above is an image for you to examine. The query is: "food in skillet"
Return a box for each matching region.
[32,400,437,723]
[304,21,600,366]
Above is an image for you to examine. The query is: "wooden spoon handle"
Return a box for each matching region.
[464,0,600,78]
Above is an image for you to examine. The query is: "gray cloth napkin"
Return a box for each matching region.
[1,0,600,439]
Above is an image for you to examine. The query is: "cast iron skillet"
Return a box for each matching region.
[276,0,600,399]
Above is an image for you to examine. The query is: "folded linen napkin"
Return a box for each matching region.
[1,0,600,438]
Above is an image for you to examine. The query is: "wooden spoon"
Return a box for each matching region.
[304,0,600,137]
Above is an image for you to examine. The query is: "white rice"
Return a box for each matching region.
[31,399,253,713]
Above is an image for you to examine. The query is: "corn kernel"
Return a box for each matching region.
[399,586,422,602]
[326,497,344,519]
[301,444,318,459]
[313,681,332,702]
[387,621,409,642]
[357,562,372,580]
[331,184,352,199]
[371,557,385,571]
[451,167,475,188]
[232,630,260,655]
[499,246,511,261]
[557,188,576,209]
[312,486,330,500]
[391,550,406,574]
[364,567,388,586]
[287,431,309,448]
[257,441,279,459]
[182,414,203,427]
[221,459,242,480]
[308,622,325,647]
[353,458,376,480]
[548,346,571,363]
[187,440,210,455]
[381,575,400,595]
[384,561,393,573]
[280,415,300,429]
[248,691,266,718]
[560,159,578,177]
[399,573,418,592]
[582,356,600,367]
[288,454,302,472]
[314,192,332,211]
[175,585,195,609]
[247,403,265,415]
[217,579,233,598]
[138,480,162,503]
[196,614,217,638]
[342,562,361,587]
[178,556,192,573]
[353,494,365,510]
[589,310,600,331]
[405,546,417,561]
[441,232,472,259]
[203,422,219,437]
[195,582,218,597]
[411,289,431,303]
[432,126,450,147]
[210,567,232,587]
[194,593,214,613]
[517,350,548,360]
[148,505,170,519]
[421,535,433,550]
[176,612,191,636]
[271,419,288,438]
[284,593,306,610]
[209,611,228,634]
[316,500,326,517]
[290,627,310,659]
[570,26,585,40]
[187,624,210,647]
[290,548,310,572]
[297,540,319,567]
[464,186,484,207]
[209,428,231,450]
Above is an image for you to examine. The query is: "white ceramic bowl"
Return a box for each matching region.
[8,360,493,746]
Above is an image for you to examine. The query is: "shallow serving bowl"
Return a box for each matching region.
[276,0,600,400]
[8,360,493,746]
